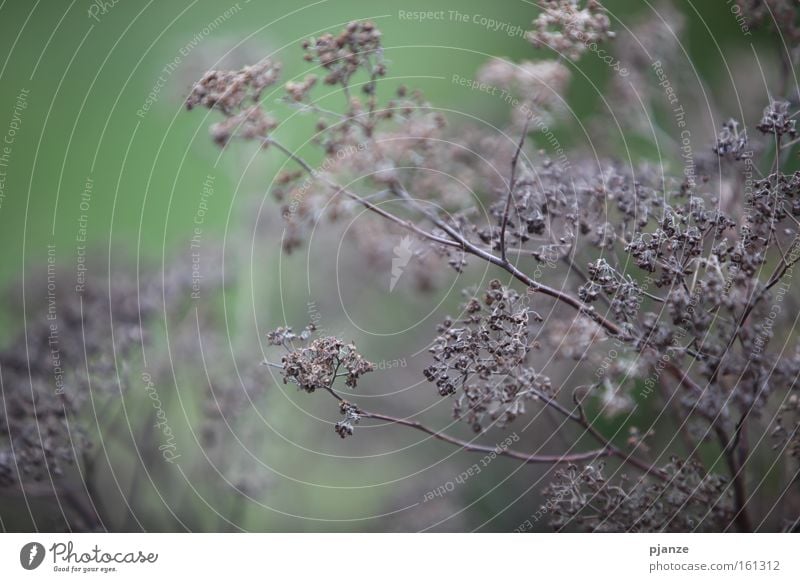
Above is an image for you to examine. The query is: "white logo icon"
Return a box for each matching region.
[390,235,415,292]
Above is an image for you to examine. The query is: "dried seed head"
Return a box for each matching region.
[713,119,749,160]
[526,0,615,61]
[757,100,797,138]
[186,59,281,114]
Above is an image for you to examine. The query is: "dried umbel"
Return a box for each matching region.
[757,99,797,139]
[580,259,644,323]
[186,59,281,114]
[425,280,549,432]
[186,59,281,145]
[526,0,615,61]
[279,335,374,393]
[335,402,361,439]
[267,327,376,396]
[265,325,374,438]
[302,20,383,87]
[476,58,571,124]
[190,19,800,532]
[713,119,749,160]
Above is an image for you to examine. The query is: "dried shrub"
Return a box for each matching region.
[187,15,800,532]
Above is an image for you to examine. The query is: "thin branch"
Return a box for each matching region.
[266,136,627,340]
[263,137,461,250]
[262,360,286,370]
[500,119,530,264]
[287,99,370,132]
[714,422,753,532]
[325,362,345,402]
[560,255,612,307]
[358,409,613,464]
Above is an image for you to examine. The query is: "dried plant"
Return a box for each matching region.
[543,460,733,532]
[0,272,163,489]
[0,253,265,530]
[525,0,614,61]
[186,10,800,532]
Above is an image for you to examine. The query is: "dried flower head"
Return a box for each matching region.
[526,0,615,61]
[713,118,749,160]
[210,105,278,146]
[335,402,361,439]
[186,59,282,146]
[265,324,375,438]
[477,58,571,121]
[186,59,281,114]
[277,334,374,393]
[424,280,550,432]
[302,21,383,87]
[757,100,797,139]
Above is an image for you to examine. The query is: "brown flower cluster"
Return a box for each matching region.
[477,58,571,125]
[301,20,383,87]
[186,59,281,114]
[186,59,281,146]
[526,0,614,61]
[273,331,374,393]
[265,325,374,439]
[757,99,797,139]
[424,280,550,432]
[335,402,361,439]
[713,119,749,160]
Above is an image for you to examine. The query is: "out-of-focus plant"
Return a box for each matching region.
[0,257,265,530]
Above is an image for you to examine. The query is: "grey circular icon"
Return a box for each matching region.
[19,542,45,570]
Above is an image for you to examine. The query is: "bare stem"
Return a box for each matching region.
[358,409,614,464]
[500,119,530,263]
[267,137,626,338]
[263,137,461,250]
